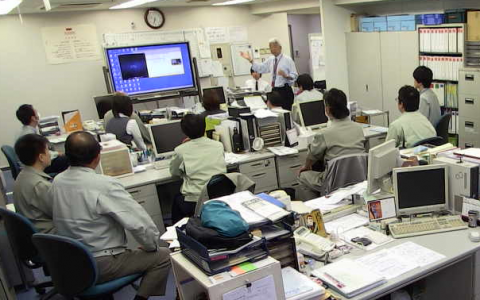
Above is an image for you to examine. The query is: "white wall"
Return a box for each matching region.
[0,7,289,166]
[288,14,321,75]
[319,0,354,96]
[345,0,480,14]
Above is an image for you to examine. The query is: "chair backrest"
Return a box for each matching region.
[412,136,444,147]
[1,145,21,180]
[435,113,452,145]
[0,207,41,267]
[322,153,368,195]
[32,233,97,297]
[207,174,236,200]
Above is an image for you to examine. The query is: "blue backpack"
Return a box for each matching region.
[201,201,249,237]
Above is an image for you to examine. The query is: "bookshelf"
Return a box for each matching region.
[418,24,466,145]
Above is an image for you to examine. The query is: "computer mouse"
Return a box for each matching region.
[469,231,480,242]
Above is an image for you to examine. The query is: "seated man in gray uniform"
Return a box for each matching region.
[297,89,366,201]
[51,131,170,300]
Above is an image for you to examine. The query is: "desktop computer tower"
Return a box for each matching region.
[433,156,479,210]
[239,113,258,152]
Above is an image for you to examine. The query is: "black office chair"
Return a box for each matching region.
[206,174,237,199]
[435,113,452,145]
[1,145,21,180]
[412,136,444,147]
[0,208,55,299]
[32,233,142,299]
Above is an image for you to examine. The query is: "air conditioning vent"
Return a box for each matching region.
[40,2,103,10]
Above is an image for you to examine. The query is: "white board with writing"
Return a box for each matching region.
[41,24,101,65]
[309,33,325,81]
[231,43,253,76]
[205,27,229,44]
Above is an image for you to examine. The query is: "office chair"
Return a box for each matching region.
[412,136,444,147]
[0,208,55,299]
[435,113,452,145]
[1,145,21,180]
[321,153,368,196]
[32,233,142,299]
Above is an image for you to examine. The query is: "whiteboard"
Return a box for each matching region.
[231,43,252,76]
[103,29,212,77]
[309,33,325,81]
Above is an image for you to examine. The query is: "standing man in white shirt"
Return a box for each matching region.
[241,38,298,111]
[51,131,171,300]
[413,66,441,126]
[245,68,270,93]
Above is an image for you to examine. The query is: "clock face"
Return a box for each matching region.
[145,9,165,29]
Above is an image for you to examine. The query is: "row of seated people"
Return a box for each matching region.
[9,65,440,299]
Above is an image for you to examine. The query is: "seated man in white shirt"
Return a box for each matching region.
[294,74,323,104]
[245,68,270,93]
[51,132,170,300]
[386,86,436,148]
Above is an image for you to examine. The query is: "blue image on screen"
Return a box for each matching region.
[106,42,195,96]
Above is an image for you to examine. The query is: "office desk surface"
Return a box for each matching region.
[337,228,480,300]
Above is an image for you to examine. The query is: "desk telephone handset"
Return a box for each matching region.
[294,226,335,258]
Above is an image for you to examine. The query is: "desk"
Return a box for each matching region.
[321,228,480,300]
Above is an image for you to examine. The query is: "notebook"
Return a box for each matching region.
[312,258,386,298]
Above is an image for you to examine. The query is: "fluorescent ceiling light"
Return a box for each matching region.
[43,0,51,11]
[110,0,156,10]
[213,0,254,6]
[0,0,22,15]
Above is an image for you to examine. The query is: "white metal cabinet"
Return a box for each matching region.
[125,184,164,249]
[459,69,480,148]
[275,151,307,193]
[346,32,383,114]
[238,157,278,193]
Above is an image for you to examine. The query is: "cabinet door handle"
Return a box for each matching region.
[252,173,266,178]
[366,84,369,92]
[129,190,140,195]
[466,74,475,81]
[250,163,263,167]
[137,200,146,205]
[466,143,474,148]
[465,121,475,128]
[291,183,300,187]
[465,98,475,105]
[290,164,302,169]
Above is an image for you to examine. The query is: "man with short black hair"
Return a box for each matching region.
[51,131,171,300]
[245,68,270,92]
[295,74,323,104]
[266,91,284,110]
[413,66,441,126]
[13,134,54,233]
[387,85,436,148]
[170,114,226,223]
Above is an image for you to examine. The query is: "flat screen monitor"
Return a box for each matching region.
[148,121,187,158]
[203,86,226,104]
[393,164,448,216]
[298,100,327,129]
[94,95,114,119]
[105,42,195,96]
[367,140,399,195]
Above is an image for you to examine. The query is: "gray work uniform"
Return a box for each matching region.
[13,166,54,233]
[51,167,170,297]
[419,88,441,126]
[386,111,436,148]
[170,137,226,202]
[298,118,366,200]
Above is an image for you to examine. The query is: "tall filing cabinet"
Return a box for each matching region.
[459,69,480,148]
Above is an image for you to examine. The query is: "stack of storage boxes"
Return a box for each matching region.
[459,69,480,148]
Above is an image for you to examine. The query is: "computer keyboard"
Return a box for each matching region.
[153,159,171,170]
[389,215,468,239]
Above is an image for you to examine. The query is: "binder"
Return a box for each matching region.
[458,28,465,53]
[432,82,445,106]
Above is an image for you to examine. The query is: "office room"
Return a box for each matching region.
[4,0,480,299]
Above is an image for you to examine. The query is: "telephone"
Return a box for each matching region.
[294,226,335,259]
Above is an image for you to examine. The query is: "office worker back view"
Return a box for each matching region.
[241,38,298,111]
[51,131,170,300]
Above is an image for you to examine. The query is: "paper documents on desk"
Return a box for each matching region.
[244,96,267,110]
[369,127,388,133]
[362,109,383,115]
[242,197,289,222]
[160,217,189,241]
[224,152,249,164]
[324,213,369,234]
[305,199,351,213]
[341,226,393,251]
[308,181,367,206]
[389,242,445,267]
[254,109,278,119]
[267,146,298,156]
[356,249,417,280]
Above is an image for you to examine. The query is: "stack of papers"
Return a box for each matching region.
[312,258,387,298]
[282,267,325,299]
[160,217,189,249]
[224,152,249,164]
[341,227,393,251]
[242,197,290,222]
[324,213,369,234]
[267,146,299,156]
[305,181,367,208]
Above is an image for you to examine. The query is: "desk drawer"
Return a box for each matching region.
[239,158,275,174]
[459,70,480,95]
[245,168,278,193]
[127,184,156,199]
[134,195,162,218]
[277,163,303,186]
[276,152,307,168]
[459,94,480,119]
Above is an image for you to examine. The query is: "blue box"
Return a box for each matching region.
[422,14,444,25]
[360,16,387,32]
[387,15,416,31]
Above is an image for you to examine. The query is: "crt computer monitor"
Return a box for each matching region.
[148,121,187,158]
[298,100,328,129]
[94,95,114,119]
[367,140,399,195]
[393,164,448,216]
[202,86,226,104]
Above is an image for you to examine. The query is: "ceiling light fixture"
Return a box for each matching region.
[0,0,22,15]
[43,0,51,11]
[110,0,156,10]
[212,0,254,6]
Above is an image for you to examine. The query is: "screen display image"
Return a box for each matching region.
[396,168,446,209]
[300,100,328,127]
[106,42,195,96]
[203,87,226,104]
[150,122,187,156]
